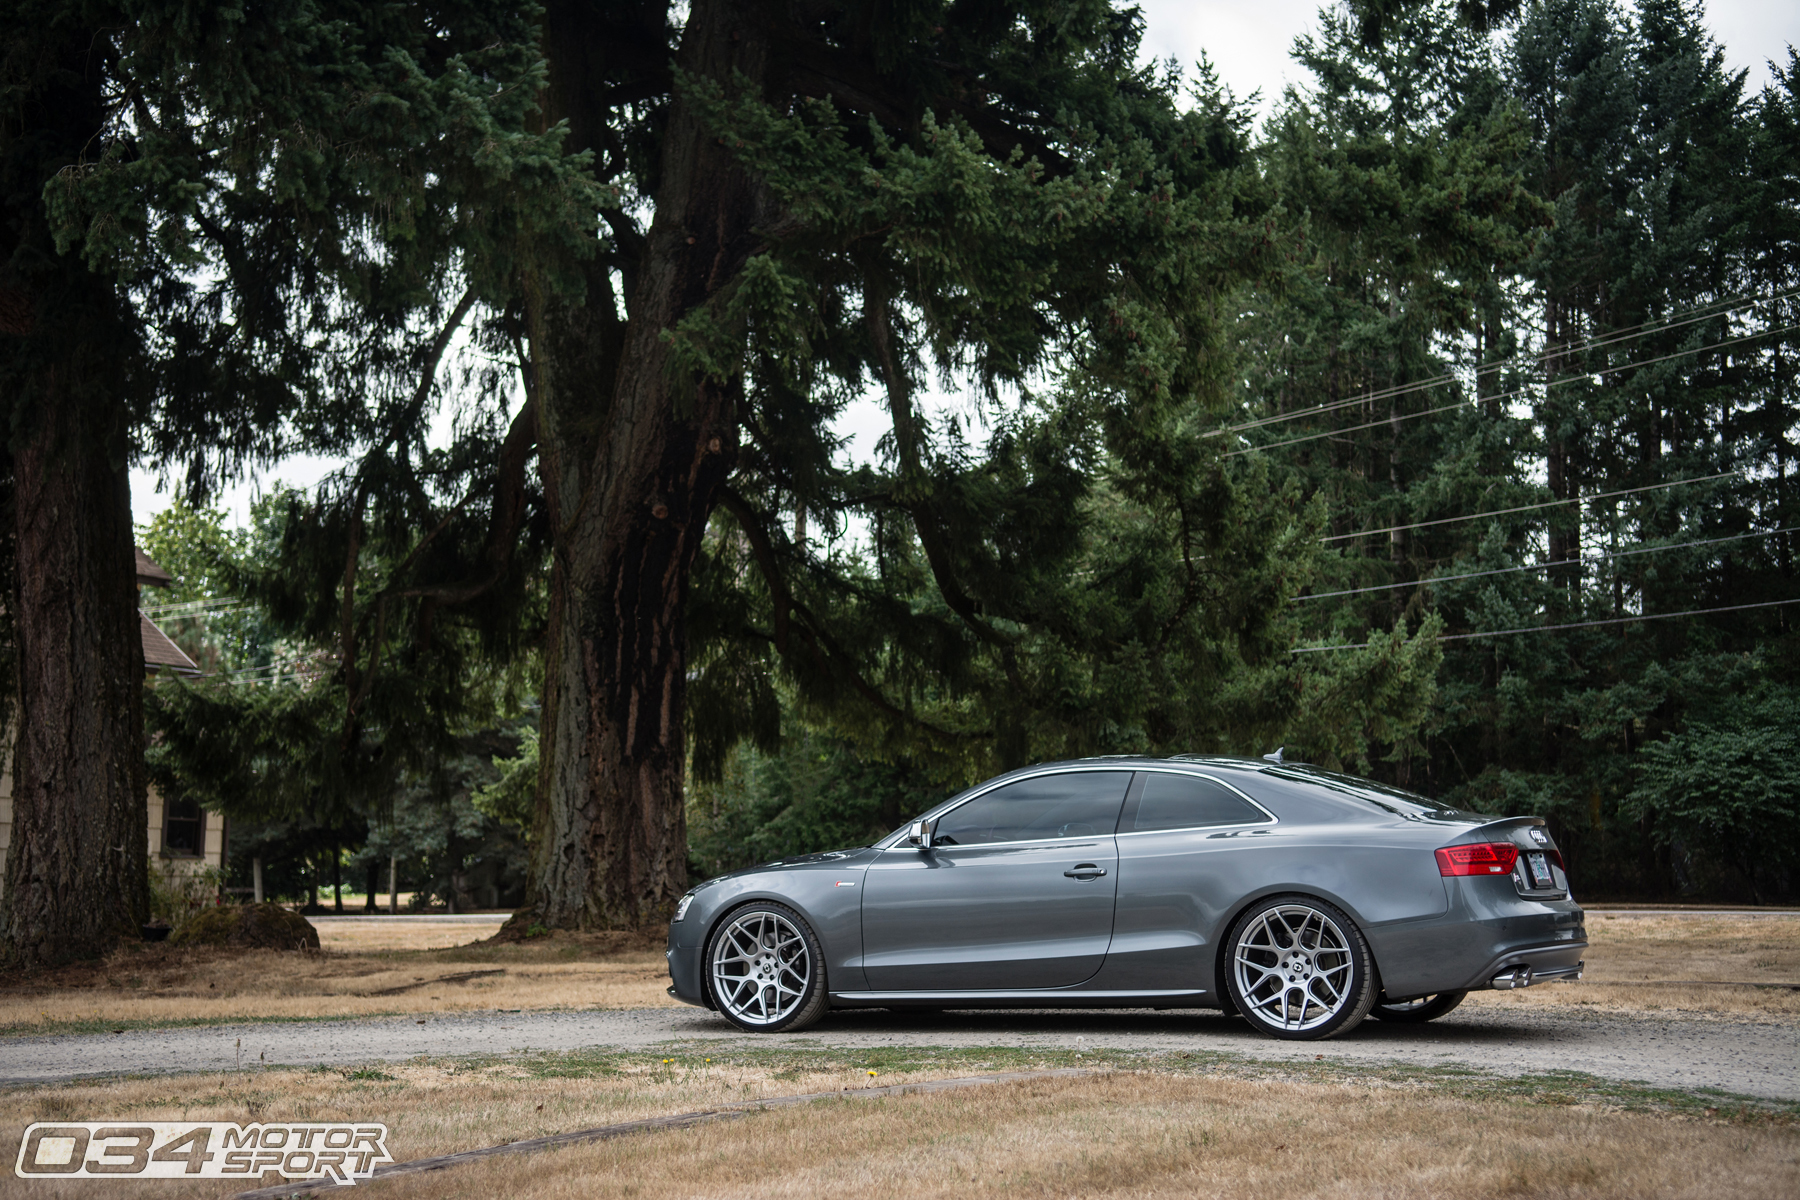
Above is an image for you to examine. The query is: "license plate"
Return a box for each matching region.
[1525,851,1553,887]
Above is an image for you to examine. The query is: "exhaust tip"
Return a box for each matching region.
[1491,966,1535,990]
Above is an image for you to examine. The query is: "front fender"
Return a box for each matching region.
[669,851,875,1000]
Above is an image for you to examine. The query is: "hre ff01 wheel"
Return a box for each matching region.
[706,902,829,1033]
[1225,895,1377,1040]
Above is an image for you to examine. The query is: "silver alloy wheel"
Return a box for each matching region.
[709,908,812,1027]
[1231,902,1357,1032]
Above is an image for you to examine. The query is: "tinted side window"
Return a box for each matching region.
[1131,773,1266,832]
[934,771,1132,846]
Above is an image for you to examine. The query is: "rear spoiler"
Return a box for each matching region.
[1452,816,1549,845]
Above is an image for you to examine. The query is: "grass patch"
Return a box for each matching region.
[3,1049,1792,1198]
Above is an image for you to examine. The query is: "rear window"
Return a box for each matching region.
[1131,773,1267,831]
[1258,765,1474,819]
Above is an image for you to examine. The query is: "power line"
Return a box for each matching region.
[1290,597,1799,653]
[1319,472,1740,544]
[220,657,320,677]
[1215,288,1799,438]
[141,597,241,612]
[1293,527,1793,600]
[142,603,247,619]
[1225,321,1800,457]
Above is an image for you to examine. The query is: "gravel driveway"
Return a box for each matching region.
[5,1004,1795,1101]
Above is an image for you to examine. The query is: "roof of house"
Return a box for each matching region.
[140,612,201,675]
[135,548,173,589]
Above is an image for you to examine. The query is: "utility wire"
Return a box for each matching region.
[1293,527,1793,600]
[220,657,319,677]
[1225,322,1800,457]
[142,602,247,619]
[1290,597,1799,653]
[141,597,241,612]
[1215,288,1799,438]
[1319,472,1740,544]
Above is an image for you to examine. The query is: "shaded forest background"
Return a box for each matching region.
[119,0,1799,909]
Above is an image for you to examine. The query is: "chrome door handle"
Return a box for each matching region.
[1064,865,1107,880]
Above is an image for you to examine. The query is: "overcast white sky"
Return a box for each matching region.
[131,0,1799,529]
[1136,0,1796,118]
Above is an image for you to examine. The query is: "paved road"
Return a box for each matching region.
[4,1004,1795,1101]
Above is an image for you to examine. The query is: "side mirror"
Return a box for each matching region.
[906,818,937,850]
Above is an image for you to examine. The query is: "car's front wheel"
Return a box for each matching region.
[1224,895,1377,1040]
[705,902,828,1033]
[1371,990,1466,1022]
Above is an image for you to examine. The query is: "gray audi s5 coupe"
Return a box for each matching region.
[665,755,1586,1040]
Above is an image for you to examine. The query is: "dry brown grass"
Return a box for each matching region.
[0,928,676,1033]
[3,1069,1793,1199]
[1467,914,1800,1018]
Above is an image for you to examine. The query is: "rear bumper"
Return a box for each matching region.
[1463,941,1587,991]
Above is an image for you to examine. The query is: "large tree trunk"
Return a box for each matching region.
[526,0,767,928]
[0,24,149,968]
[2,393,146,966]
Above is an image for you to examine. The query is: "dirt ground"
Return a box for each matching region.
[0,1064,1793,1199]
[1,912,1795,1036]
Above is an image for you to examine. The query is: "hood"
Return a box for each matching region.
[707,845,876,884]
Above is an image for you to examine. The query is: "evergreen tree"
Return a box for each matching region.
[0,0,581,964]
[1244,0,1796,898]
[1243,0,1547,783]
[503,0,1308,928]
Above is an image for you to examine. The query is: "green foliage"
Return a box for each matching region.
[1234,0,1797,900]
[671,36,1446,789]
[471,721,539,838]
[1624,687,1800,902]
[688,733,943,880]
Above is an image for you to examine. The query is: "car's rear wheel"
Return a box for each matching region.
[706,902,828,1033]
[1225,895,1377,1040]
[1371,990,1467,1022]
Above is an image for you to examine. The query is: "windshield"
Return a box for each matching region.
[1259,765,1477,820]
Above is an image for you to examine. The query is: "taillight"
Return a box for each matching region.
[1435,842,1520,877]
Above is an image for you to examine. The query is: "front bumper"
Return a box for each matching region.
[665,940,712,1009]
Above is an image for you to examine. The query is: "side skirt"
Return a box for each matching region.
[829,989,1210,1009]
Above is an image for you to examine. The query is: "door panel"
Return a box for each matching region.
[860,770,1130,990]
[861,839,1120,988]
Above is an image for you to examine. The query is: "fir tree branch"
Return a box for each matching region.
[719,487,965,742]
[864,280,1017,648]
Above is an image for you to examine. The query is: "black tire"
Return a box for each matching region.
[704,901,829,1033]
[1223,894,1377,1041]
[1371,990,1467,1023]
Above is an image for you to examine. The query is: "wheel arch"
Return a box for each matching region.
[696,893,828,1013]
